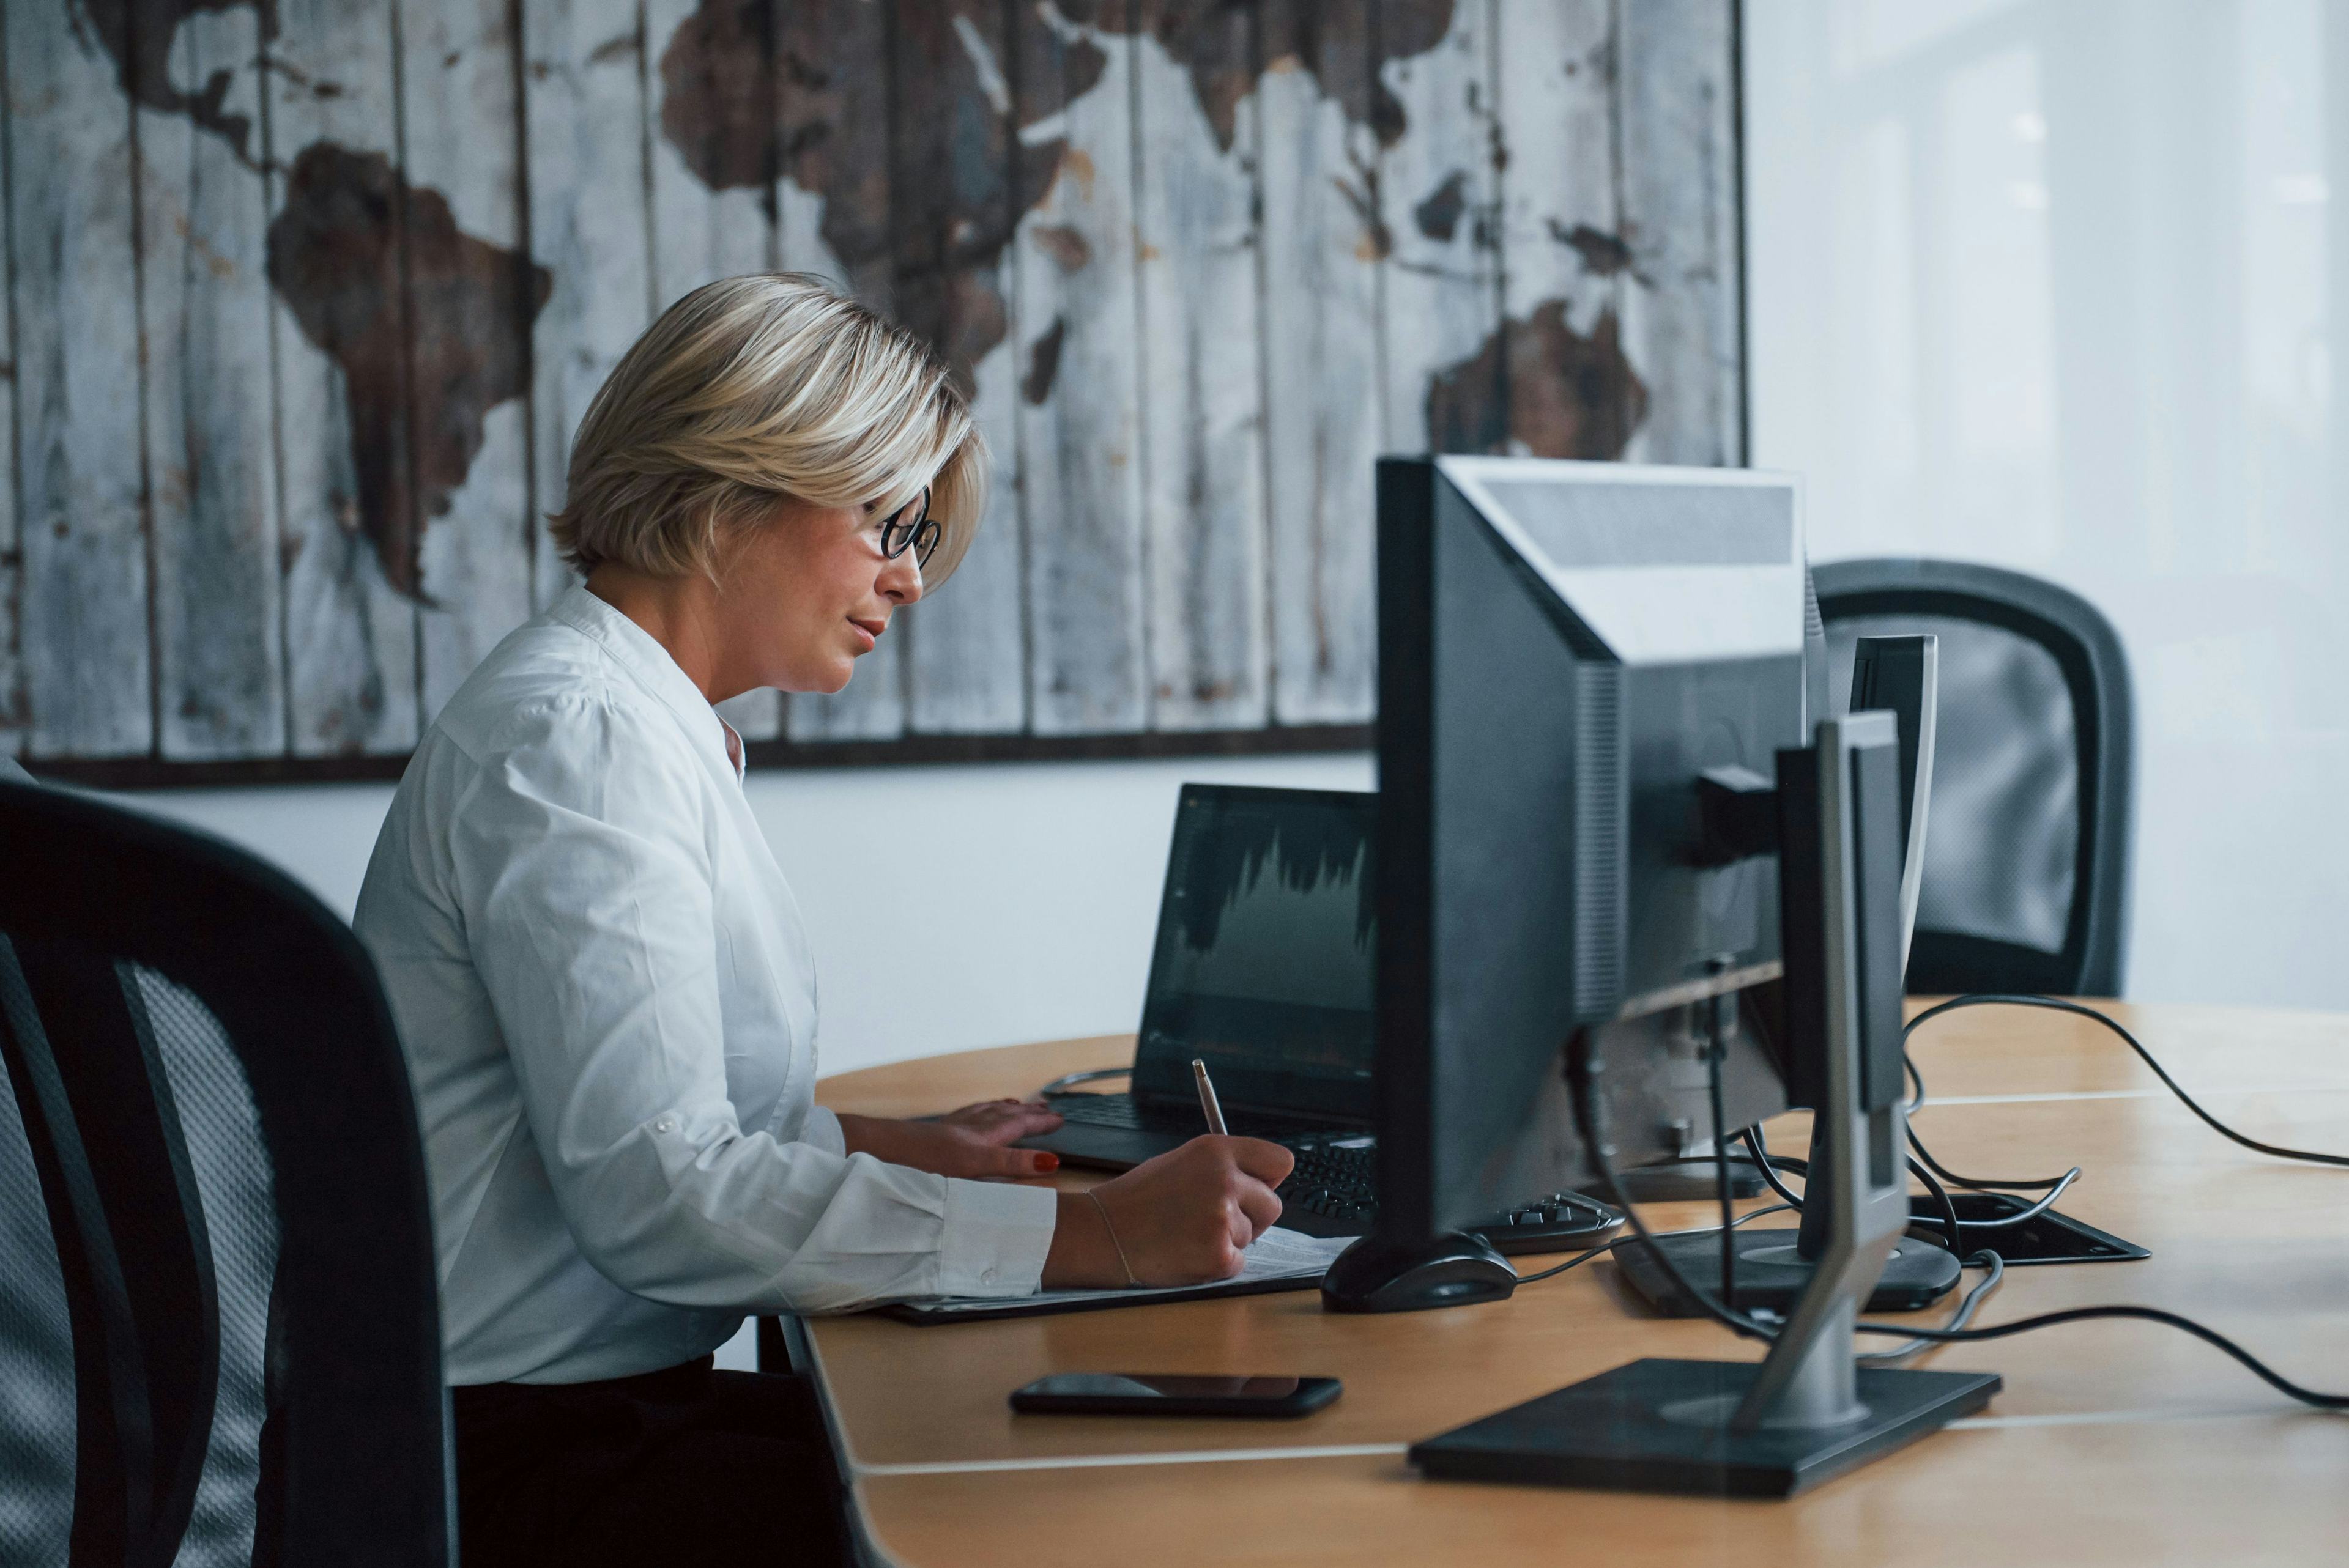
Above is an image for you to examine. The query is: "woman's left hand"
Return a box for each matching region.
[836,1101,1067,1180]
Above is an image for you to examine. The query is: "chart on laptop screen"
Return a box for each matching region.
[1139,789,1377,1117]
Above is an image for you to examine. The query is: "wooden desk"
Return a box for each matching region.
[808,1003,2349,1567]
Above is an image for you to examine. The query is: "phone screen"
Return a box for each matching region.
[1011,1372,1342,1418]
[1025,1374,1306,1400]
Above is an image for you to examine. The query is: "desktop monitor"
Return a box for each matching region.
[1365,456,1808,1240]
[1346,455,1996,1493]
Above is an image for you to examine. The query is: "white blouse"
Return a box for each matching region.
[354,585,1057,1386]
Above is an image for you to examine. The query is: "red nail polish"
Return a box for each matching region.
[1033,1152,1061,1172]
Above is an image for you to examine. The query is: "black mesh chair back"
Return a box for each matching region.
[1814,560,2134,997]
[0,775,451,1567]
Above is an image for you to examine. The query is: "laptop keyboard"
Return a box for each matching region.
[1051,1093,1151,1130]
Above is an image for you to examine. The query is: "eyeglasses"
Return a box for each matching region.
[878,488,940,569]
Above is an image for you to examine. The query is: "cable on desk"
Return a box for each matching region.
[1908,1122,2071,1194]
[1850,1303,2349,1409]
[1740,1124,1810,1208]
[1902,1001,2073,1190]
[1508,1203,1797,1288]
[1902,1134,2081,1237]
[1906,994,2349,1171]
[1705,1025,1739,1309]
[1568,1028,2349,1411]
[1740,1125,1980,1256]
[1909,1153,1962,1254]
[1508,1248,1608,1287]
[1572,1052,1782,1344]
[1036,1067,1132,1098]
[1697,1051,1975,1333]
[1954,1166,2080,1230]
[1857,1251,2005,1367]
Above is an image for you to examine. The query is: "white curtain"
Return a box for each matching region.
[1750,0,2348,1005]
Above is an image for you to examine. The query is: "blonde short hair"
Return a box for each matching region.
[547,273,985,587]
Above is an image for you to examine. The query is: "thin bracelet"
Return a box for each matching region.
[1086,1188,1141,1288]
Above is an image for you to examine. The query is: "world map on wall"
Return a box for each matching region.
[77,0,1646,605]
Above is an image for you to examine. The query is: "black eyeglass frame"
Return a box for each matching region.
[878,487,941,568]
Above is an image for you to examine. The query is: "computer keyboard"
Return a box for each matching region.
[1048,1097,1622,1256]
[1275,1131,1621,1254]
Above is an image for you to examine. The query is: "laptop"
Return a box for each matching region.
[1020,782,1380,1173]
[1017,783,1620,1251]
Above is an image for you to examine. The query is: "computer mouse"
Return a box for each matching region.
[1319,1231,1519,1314]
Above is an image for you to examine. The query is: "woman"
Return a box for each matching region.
[353,275,1293,1565]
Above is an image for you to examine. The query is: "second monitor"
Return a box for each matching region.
[1341,454,1998,1495]
[1353,455,1807,1260]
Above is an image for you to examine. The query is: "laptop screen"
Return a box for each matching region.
[1131,785,1377,1122]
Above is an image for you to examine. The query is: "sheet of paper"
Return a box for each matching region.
[909,1226,1352,1315]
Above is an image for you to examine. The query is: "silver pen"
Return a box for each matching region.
[1191,1057,1228,1136]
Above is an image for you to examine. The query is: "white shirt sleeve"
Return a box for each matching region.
[446,693,1056,1314]
[800,1104,848,1156]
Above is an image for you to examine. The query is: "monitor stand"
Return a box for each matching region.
[1409,717,2000,1496]
[1610,1124,1962,1315]
[1611,1152,1767,1204]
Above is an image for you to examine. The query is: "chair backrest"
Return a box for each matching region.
[1813,559,2134,997]
[0,777,451,1567]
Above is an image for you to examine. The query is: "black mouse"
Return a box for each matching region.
[1319,1232,1518,1314]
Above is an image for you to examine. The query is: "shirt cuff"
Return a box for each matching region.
[800,1104,847,1156]
[934,1178,1058,1298]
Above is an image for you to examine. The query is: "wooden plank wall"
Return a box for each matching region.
[269,0,418,758]
[1,0,1744,779]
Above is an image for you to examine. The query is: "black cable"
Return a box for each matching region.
[1904,1049,1926,1114]
[1909,1120,2068,1192]
[1908,1154,1962,1254]
[1909,1148,2081,1237]
[1958,1167,2080,1229]
[1745,1124,2000,1255]
[1571,1029,2349,1411]
[1738,1122,1973,1258]
[1857,1251,2004,1367]
[1907,994,2349,1169]
[1704,1018,1737,1310]
[1798,1133,2074,1233]
[1510,1202,1796,1287]
[1742,1123,1952,1252]
[1743,1098,2068,1243]
[1903,1003,2075,1190]
[1568,1033,1776,1343]
[1740,1124,1809,1208]
[1852,1304,2349,1408]
[1508,1246,1608,1287]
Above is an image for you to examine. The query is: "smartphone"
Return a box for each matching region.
[1009,1373,1342,1418]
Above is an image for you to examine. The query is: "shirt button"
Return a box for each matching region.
[981,1268,999,1286]
[653,1117,676,1134]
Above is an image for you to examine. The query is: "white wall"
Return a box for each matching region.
[120,751,1374,1080]
[1748,0,2349,1007]
[120,750,1370,1371]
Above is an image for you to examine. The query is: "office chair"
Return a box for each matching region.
[1813,558,2134,997]
[0,774,452,1567]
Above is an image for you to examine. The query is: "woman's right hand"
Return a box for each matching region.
[1039,1136,1296,1290]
